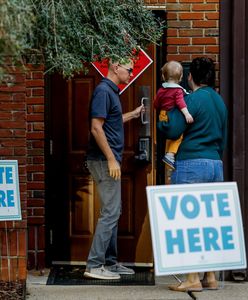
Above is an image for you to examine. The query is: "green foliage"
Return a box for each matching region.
[1,0,164,78]
[0,0,34,82]
[31,0,164,77]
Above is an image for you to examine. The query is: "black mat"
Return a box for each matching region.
[47,265,155,286]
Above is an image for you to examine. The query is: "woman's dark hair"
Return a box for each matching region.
[189,57,215,87]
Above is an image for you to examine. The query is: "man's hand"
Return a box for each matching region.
[108,159,121,180]
[122,104,145,122]
[132,104,145,118]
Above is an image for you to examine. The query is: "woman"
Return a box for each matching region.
[158,57,228,292]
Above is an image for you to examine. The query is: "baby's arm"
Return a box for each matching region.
[181,107,194,123]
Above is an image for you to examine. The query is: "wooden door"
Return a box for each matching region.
[47,46,156,265]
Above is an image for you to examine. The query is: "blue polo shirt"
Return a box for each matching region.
[87,78,124,162]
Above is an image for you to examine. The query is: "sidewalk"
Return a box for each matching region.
[26,269,248,300]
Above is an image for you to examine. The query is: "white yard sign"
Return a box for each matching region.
[0,160,22,221]
[146,182,246,276]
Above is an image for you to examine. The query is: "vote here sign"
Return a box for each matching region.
[0,160,22,221]
[146,182,246,276]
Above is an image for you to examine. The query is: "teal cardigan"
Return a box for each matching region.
[157,86,228,160]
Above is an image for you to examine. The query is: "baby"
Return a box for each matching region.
[154,61,193,169]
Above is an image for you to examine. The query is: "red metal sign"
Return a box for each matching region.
[92,49,153,94]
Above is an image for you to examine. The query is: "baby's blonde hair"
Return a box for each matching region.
[161,61,183,83]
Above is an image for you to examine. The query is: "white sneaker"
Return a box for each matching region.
[105,263,135,275]
[84,265,121,280]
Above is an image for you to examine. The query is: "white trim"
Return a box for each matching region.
[145,6,166,10]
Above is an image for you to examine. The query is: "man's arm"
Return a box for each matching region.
[122,104,144,123]
[91,118,121,180]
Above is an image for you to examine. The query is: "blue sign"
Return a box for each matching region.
[0,160,22,221]
[146,182,246,276]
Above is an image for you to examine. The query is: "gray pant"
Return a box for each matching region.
[86,160,121,269]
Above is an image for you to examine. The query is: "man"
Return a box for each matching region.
[84,59,144,280]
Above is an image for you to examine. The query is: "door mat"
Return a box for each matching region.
[47,265,155,286]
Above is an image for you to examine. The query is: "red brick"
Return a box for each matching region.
[192,37,217,45]
[32,72,44,79]
[0,148,14,156]
[167,46,178,53]
[18,257,27,280]
[0,221,14,229]
[26,132,45,139]
[179,46,204,53]
[0,112,12,119]
[179,12,204,20]
[0,85,26,93]
[193,20,217,28]
[33,123,44,131]
[0,93,12,101]
[167,12,177,20]
[0,103,26,111]
[26,64,44,71]
[26,114,44,122]
[31,140,44,148]
[0,258,9,281]
[192,4,217,10]
[33,174,45,181]
[27,165,45,172]
[167,54,191,62]
[10,258,18,281]
[179,29,203,37]
[0,231,7,256]
[180,0,204,2]
[13,129,26,137]
[1,140,26,147]
[205,12,219,20]
[28,199,45,207]
[33,157,44,164]
[13,93,26,101]
[26,97,44,104]
[33,208,45,216]
[166,4,191,11]
[167,37,191,45]
[26,79,44,87]
[18,230,27,256]
[28,216,45,225]
[0,129,13,137]
[9,230,18,256]
[168,20,191,28]
[31,88,44,96]
[205,45,219,53]
[0,121,26,129]
[167,29,178,37]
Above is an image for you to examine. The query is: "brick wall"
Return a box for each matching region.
[146,0,220,80]
[0,66,28,298]
[0,61,45,297]
[25,64,45,270]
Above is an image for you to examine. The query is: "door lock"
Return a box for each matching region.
[135,137,150,162]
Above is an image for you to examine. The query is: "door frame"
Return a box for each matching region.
[44,9,167,266]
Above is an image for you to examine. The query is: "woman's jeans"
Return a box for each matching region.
[171,159,224,184]
[86,160,121,269]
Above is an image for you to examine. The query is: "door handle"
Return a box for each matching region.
[141,97,149,124]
